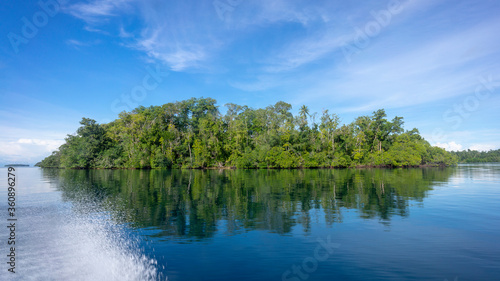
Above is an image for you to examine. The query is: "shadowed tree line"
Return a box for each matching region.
[43,168,455,240]
[451,149,500,163]
[36,97,457,169]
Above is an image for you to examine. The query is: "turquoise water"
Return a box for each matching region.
[1,164,499,280]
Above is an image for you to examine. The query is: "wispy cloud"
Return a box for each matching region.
[64,0,500,114]
[262,30,350,73]
[229,0,328,27]
[290,17,500,110]
[68,0,223,71]
[67,0,134,23]
[84,25,110,35]
[66,0,351,72]
[225,0,425,89]
[135,26,208,71]
[65,39,98,49]
[118,25,133,38]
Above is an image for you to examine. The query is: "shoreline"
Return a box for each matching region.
[35,163,452,170]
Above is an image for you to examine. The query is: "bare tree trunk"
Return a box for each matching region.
[332,132,335,153]
[188,142,192,165]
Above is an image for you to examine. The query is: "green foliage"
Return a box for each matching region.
[451,149,500,163]
[38,98,458,169]
[35,151,60,168]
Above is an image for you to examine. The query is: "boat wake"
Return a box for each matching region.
[9,197,165,281]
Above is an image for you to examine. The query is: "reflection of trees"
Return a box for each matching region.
[42,168,455,240]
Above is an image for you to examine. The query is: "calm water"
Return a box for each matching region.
[1,164,500,280]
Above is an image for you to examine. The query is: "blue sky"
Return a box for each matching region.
[1,0,499,164]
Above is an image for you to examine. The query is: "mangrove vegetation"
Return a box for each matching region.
[37,97,457,169]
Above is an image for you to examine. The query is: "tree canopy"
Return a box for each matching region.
[451,149,500,163]
[36,97,457,169]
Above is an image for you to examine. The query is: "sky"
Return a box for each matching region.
[0,0,499,165]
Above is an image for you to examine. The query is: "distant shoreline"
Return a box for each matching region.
[36,163,452,170]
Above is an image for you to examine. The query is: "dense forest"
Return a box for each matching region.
[36,97,457,169]
[451,149,500,163]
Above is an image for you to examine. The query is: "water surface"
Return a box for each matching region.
[1,164,499,280]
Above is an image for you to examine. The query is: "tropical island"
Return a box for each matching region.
[36,97,459,169]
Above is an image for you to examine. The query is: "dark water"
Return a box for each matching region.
[1,165,500,280]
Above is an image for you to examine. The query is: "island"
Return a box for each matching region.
[36,97,458,169]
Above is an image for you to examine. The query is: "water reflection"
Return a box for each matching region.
[42,168,455,240]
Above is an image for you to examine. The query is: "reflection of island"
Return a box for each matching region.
[5,164,29,167]
[43,168,454,240]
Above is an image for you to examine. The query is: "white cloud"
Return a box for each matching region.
[0,139,65,164]
[17,138,64,148]
[0,95,79,164]
[469,144,498,152]
[430,130,500,152]
[422,129,500,151]
[434,141,463,151]
[67,0,134,23]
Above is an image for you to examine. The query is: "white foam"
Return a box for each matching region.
[10,198,164,281]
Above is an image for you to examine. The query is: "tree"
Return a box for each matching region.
[320,109,340,156]
[37,100,458,169]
